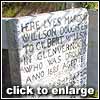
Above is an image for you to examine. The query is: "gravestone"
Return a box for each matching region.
[2,8,89,98]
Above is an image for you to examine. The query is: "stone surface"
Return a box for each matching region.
[2,9,98,91]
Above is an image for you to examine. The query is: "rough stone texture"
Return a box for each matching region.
[2,10,98,98]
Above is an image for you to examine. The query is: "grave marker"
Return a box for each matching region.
[6,8,88,90]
